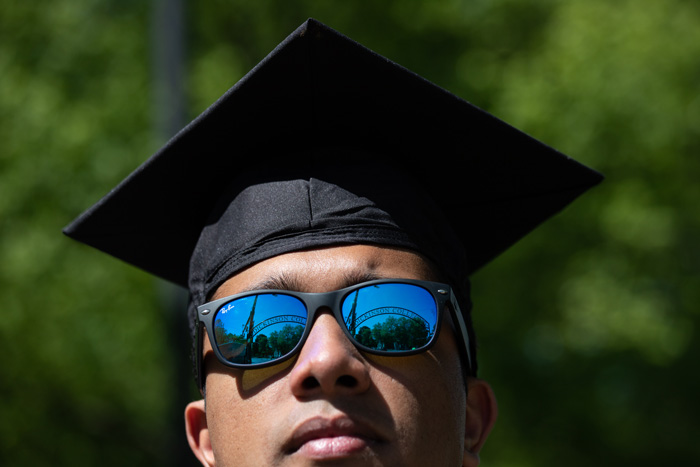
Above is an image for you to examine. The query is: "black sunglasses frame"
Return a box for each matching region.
[195,278,472,392]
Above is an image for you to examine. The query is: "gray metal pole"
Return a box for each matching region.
[151,1,194,465]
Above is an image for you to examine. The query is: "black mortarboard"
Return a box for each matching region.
[64,18,602,313]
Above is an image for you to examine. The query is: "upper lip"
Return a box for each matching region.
[284,415,385,454]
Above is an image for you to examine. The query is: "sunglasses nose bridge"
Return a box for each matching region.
[305,292,345,328]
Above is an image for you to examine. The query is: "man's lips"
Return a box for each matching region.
[285,416,384,458]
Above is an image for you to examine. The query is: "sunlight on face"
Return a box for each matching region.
[186,245,493,467]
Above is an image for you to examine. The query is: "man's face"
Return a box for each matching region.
[185,245,496,466]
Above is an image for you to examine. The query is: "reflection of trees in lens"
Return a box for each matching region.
[356,325,377,348]
[215,319,228,344]
[215,318,246,345]
[267,324,304,358]
[215,318,251,363]
[370,316,429,351]
[253,334,272,358]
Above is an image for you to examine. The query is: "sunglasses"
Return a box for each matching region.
[195,279,472,389]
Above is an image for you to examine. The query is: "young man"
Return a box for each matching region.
[64,19,602,466]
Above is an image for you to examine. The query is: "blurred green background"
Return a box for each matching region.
[2,0,698,465]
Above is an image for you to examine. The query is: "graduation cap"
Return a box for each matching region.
[64,18,603,309]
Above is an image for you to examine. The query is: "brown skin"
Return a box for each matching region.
[185,245,497,466]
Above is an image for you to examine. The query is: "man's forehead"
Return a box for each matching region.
[211,245,440,300]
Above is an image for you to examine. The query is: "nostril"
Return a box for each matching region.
[300,375,358,391]
[301,377,320,391]
[337,375,358,388]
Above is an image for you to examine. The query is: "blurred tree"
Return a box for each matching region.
[0,1,178,466]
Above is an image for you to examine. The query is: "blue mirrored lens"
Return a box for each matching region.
[341,283,437,352]
[213,294,307,364]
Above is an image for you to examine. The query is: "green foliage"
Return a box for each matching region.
[369,316,429,351]
[254,333,272,357]
[2,0,698,465]
[269,324,305,356]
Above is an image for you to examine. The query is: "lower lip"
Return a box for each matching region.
[297,435,371,458]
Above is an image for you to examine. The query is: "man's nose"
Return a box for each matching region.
[288,310,371,398]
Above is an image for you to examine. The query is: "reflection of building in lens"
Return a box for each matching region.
[251,315,306,335]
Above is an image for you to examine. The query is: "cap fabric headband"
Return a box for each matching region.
[188,160,467,308]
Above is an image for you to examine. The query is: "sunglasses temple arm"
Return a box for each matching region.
[449,290,473,375]
[196,323,205,396]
